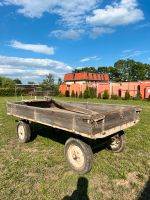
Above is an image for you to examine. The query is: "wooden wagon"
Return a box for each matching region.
[7,99,141,174]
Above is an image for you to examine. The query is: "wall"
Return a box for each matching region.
[59,81,150,99]
[111,82,139,97]
[140,81,150,99]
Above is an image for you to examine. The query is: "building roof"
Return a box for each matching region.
[64,72,109,82]
[16,84,39,88]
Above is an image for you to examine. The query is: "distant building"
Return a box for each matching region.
[15,84,39,89]
[59,72,150,99]
[64,72,109,85]
[15,84,39,94]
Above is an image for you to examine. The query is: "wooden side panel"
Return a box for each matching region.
[7,100,140,139]
[35,109,73,130]
[74,117,93,135]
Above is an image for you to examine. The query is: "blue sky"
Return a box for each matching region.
[0,0,150,83]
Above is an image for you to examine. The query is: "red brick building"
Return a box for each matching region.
[59,72,150,99]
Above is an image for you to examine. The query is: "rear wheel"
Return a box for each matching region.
[17,121,31,143]
[108,131,126,153]
[64,138,93,174]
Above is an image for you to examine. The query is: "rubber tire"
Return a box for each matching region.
[17,121,31,143]
[64,138,93,174]
[108,131,126,153]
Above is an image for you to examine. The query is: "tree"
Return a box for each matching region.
[73,67,97,73]
[13,78,22,84]
[71,90,75,97]
[83,87,96,98]
[124,90,130,100]
[65,90,70,97]
[0,77,15,88]
[41,73,54,89]
[0,77,2,87]
[79,92,83,98]
[146,65,150,80]
[83,88,90,99]
[103,90,109,99]
[113,59,149,82]
[75,92,78,98]
[97,67,108,74]
[58,78,62,86]
[28,81,35,84]
[108,66,121,82]
[97,93,101,99]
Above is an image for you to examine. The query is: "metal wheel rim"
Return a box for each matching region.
[110,136,121,149]
[18,125,25,140]
[67,144,85,169]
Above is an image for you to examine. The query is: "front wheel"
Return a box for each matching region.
[17,121,31,143]
[108,131,126,153]
[64,138,93,174]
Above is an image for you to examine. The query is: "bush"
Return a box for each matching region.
[75,92,78,98]
[79,92,83,98]
[83,87,96,99]
[83,88,89,99]
[58,93,64,97]
[71,90,75,97]
[111,94,119,100]
[147,95,150,101]
[103,90,109,99]
[65,90,70,97]
[0,88,27,96]
[124,90,130,100]
[97,93,101,99]
[136,90,142,100]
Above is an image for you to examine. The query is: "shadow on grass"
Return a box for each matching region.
[62,177,89,200]
[31,122,106,153]
[137,177,150,200]
[31,122,79,145]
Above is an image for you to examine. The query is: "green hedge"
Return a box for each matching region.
[0,88,28,96]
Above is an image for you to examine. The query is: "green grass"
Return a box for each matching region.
[0,96,150,200]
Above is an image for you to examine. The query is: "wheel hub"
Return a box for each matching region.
[18,125,25,140]
[110,136,120,149]
[68,144,85,169]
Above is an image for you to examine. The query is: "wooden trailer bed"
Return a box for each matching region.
[7,99,141,139]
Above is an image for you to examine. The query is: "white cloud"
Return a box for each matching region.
[1,0,144,39]
[9,40,55,55]
[89,27,115,38]
[122,49,134,54]
[0,55,72,70]
[135,22,150,29]
[33,69,55,76]
[86,0,144,26]
[0,65,25,74]
[49,29,85,40]
[1,0,99,26]
[80,56,101,62]
[0,55,72,82]
[121,49,150,58]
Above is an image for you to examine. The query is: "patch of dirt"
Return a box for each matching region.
[63,170,74,177]
[43,165,64,181]
[147,160,150,166]
[114,172,143,188]
[114,179,130,188]
[25,172,39,177]
[45,173,59,180]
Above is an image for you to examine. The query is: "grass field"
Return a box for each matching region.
[0,96,150,200]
